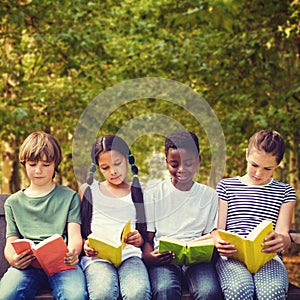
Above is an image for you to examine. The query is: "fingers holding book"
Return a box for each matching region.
[261,231,290,253]
[215,239,237,257]
[124,230,143,247]
[13,249,35,270]
[142,249,174,265]
[83,239,98,257]
[65,249,79,265]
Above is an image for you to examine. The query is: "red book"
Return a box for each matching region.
[12,234,76,276]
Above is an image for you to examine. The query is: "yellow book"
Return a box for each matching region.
[218,220,276,273]
[158,234,214,265]
[88,220,131,267]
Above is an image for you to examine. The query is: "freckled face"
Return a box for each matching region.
[97,150,128,186]
[166,148,199,190]
[245,149,278,186]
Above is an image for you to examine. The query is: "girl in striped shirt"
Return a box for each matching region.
[213,130,296,300]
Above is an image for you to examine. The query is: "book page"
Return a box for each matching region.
[90,220,131,248]
[190,233,213,242]
[121,220,131,247]
[187,236,214,247]
[159,236,186,247]
[246,220,273,241]
[34,234,62,249]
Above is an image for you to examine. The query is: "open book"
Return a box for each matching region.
[11,234,75,276]
[218,220,276,273]
[88,220,131,267]
[158,234,215,265]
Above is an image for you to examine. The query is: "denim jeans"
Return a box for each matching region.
[0,264,88,300]
[148,262,223,300]
[84,256,151,300]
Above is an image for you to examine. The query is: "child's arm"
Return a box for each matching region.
[212,199,237,257]
[65,222,82,265]
[4,236,35,269]
[142,232,174,265]
[262,201,296,253]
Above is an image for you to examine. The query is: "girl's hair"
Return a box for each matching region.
[248,130,285,164]
[165,130,200,157]
[19,131,62,173]
[81,135,147,241]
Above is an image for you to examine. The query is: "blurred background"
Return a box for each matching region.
[0,0,299,280]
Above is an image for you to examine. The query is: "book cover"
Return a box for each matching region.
[158,234,215,265]
[87,220,131,267]
[218,220,276,273]
[11,234,75,276]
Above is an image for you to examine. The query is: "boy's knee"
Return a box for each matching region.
[152,284,181,300]
[53,286,88,300]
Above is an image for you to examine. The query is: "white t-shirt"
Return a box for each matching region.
[81,180,142,270]
[144,179,218,250]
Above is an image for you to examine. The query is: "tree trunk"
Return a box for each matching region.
[1,140,20,194]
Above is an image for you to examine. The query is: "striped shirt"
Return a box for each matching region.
[216,177,296,237]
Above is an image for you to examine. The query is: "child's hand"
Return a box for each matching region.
[143,249,175,265]
[12,249,35,269]
[83,239,98,257]
[65,249,79,266]
[261,231,290,253]
[215,238,237,257]
[124,230,143,247]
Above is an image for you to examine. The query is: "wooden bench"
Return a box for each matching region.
[1,194,299,299]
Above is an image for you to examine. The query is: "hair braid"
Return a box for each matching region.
[80,186,93,239]
[128,152,147,241]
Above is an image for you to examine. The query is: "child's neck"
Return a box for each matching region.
[171,179,194,191]
[99,180,131,198]
[24,182,56,197]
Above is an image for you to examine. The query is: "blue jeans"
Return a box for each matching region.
[0,264,88,300]
[84,256,151,300]
[148,262,223,300]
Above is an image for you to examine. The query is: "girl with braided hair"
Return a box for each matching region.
[80,135,151,300]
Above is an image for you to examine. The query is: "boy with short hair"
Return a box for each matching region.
[143,130,222,300]
[0,132,87,299]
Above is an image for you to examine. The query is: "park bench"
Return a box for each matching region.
[0,194,299,299]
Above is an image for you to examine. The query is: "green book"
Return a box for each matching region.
[158,234,215,265]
